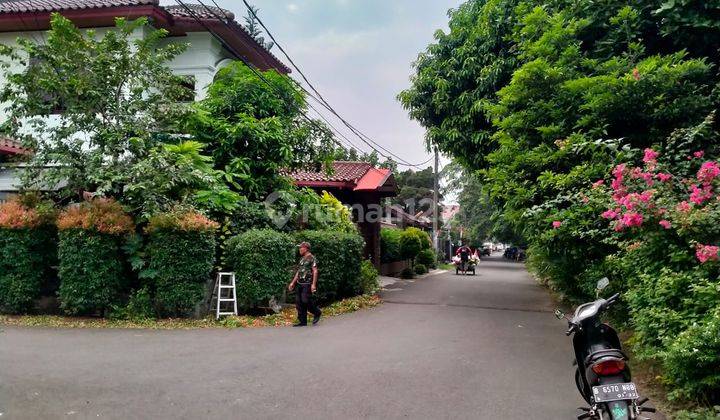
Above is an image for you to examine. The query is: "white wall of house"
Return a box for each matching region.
[161,31,233,100]
[0,23,231,121]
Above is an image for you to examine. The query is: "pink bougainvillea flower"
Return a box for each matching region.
[613,220,626,232]
[621,212,644,228]
[582,195,589,203]
[601,209,619,219]
[694,151,705,159]
[639,191,653,203]
[612,164,626,179]
[611,178,624,192]
[643,148,659,168]
[696,244,720,263]
[552,221,562,229]
[632,68,640,81]
[659,220,671,229]
[656,173,672,182]
[592,180,605,189]
[690,184,713,205]
[676,201,692,213]
[697,161,720,185]
[619,194,636,210]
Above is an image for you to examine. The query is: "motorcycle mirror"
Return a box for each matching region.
[554,309,565,320]
[596,277,610,291]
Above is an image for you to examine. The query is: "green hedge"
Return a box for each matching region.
[400,229,423,262]
[0,227,57,314]
[293,230,365,303]
[226,229,295,309]
[58,229,126,315]
[416,248,436,269]
[380,228,402,263]
[360,259,379,294]
[147,229,216,317]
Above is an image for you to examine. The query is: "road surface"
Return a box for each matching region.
[1,255,585,419]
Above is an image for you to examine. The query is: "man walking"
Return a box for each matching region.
[288,242,321,327]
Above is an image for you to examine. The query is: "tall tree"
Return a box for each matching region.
[243,5,274,51]
[0,14,233,217]
[393,167,437,213]
[185,62,335,201]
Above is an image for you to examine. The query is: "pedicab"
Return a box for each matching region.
[452,251,480,275]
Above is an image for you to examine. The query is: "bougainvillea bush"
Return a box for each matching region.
[589,121,720,402]
[57,199,134,315]
[145,209,218,317]
[0,196,56,313]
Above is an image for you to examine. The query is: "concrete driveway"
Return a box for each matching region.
[1,255,586,419]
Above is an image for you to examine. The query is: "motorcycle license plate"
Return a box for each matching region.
[592,383,639,403]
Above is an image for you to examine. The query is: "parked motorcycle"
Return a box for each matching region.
[555,278,656,420]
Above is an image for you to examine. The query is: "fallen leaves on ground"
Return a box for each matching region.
[0,294,382,330]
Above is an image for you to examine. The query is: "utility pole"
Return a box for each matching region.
[432,146,439,253]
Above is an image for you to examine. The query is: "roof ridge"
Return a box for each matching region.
[0,0,159,14]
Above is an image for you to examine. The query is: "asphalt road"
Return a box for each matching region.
[1,255,586,419]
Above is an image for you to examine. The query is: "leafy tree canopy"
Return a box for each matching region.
[392,166,438,214]
[0,14,235,218]
[401,0,720,235]
[186,62,335,201]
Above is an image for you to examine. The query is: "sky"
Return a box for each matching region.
[164,0,463,171]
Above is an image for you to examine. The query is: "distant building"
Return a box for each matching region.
[441,204,460,224]
[289,161,399,268]
[382,205,432,230]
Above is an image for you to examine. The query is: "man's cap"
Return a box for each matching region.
[297,241,311,250]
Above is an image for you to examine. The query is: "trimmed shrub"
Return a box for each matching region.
[109,286,155,321]
[0,198,57,314]
[405,227,431,250]
[57,199,134,316]
[400,229,423,263]
[293,230,365,302]
[226,229,295,309]
[400,267,414,279]
[146,210,218,317]
[380,228,402,263]
[360,259,379,294]
[416,248,436,269]
[414,263,428,275]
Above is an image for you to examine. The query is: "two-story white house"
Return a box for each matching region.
[0,0,290,201]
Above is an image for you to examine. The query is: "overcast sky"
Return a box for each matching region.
[165,0,462,171]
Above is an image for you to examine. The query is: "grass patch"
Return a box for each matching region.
[0,294,382,330]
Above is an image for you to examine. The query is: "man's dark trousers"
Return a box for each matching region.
[296,283,321,325]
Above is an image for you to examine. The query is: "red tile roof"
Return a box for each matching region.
[0,0,157,13]
[0,137,31,155]
[164,4,233,20]
[0,1,290,73]
[291,161,374,183]
[289,161,397,195]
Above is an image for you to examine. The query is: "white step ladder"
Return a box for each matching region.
[215,272,238,319]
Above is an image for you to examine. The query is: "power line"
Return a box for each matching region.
[204,0,419,165]
[238,0,429,167]
[176,0,432,168]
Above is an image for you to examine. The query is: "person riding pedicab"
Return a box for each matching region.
[456,244,472,274]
